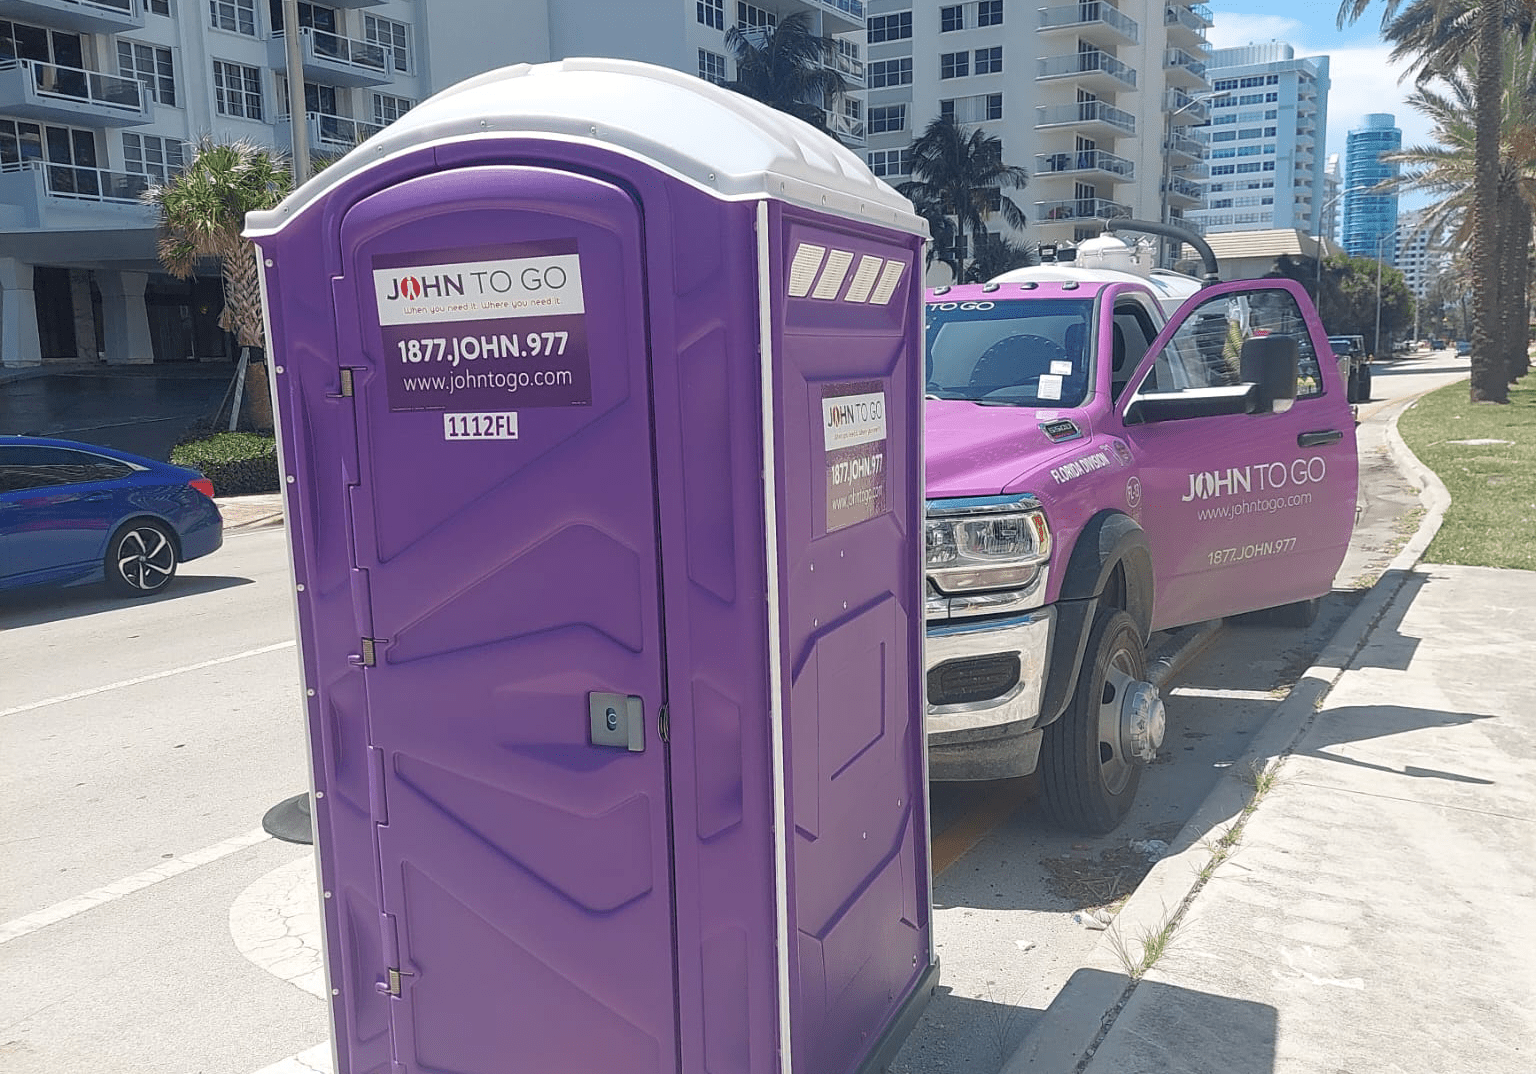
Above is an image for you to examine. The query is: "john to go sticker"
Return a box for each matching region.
[822,383,889,533]
[372,241,592,412]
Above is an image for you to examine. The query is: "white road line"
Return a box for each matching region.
[0,640,296,718]
[0,827,272,945]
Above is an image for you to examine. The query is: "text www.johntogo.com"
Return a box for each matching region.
[1197,491,1312,521]
[400,368,575,395]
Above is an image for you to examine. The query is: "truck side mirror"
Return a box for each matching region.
[1239,335,1299,414]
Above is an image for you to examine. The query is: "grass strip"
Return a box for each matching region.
[1396,377,1536,570]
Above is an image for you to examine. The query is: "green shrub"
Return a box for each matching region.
[171,432,280,496]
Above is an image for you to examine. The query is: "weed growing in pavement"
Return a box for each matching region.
[980,980,1026,1060]
[1107,907,1183,981]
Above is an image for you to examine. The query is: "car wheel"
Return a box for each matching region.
[106,520,178,596]
[1039,608,1162,834]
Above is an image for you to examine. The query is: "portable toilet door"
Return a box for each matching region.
[248,58,931,1074]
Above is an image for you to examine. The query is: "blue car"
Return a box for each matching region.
[0,436,223,597]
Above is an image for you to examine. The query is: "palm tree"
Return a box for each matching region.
[143,136,291,429]
[1343,0,1536,403]
[724,11,848,137]
[1382,36,1536,381]
[897,116,1029,283]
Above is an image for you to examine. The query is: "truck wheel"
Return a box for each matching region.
[1039,608,1165,834]
[1358,364,1372,401]
[1345,365,1360,403]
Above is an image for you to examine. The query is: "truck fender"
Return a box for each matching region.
[1038,511,1154,726]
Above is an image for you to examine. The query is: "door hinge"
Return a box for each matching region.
[338,367,355,397]
[657,704,670,743]
[359,637,377,666]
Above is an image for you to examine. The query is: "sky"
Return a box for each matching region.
[1206,1,1437,206]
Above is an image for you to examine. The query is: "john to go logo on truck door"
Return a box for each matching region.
[372,240,592,412]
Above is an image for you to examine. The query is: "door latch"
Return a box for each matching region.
[588,693,645,753]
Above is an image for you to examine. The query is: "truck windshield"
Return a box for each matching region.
[925,298,1096,407]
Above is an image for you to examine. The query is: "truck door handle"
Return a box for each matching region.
[1297,429,1343,447]
[588,692,645,753]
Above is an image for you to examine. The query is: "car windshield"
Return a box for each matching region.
[925,298,1096,407]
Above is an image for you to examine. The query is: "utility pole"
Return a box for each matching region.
[282,0,310,186]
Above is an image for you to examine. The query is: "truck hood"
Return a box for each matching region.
[925,398,1095,498]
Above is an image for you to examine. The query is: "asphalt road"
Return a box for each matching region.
[0,349,1472,1074]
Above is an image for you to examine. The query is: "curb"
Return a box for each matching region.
[1000,394,1453,1074]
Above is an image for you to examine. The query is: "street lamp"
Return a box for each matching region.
[1313,184,1367,305]
[1161,90,1220,266]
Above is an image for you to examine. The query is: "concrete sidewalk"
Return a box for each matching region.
[1006,563,1536,1072]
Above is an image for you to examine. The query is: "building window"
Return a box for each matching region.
[974,46,1002,74]
[940,51,969,79]
[209,0,257,35]
[698,0,724,30]
[736,2,775,29]
[123,132,184,184]
[372,92,413,126]
[868,12,911,42]
[698,48,727,84]
[1213,78,1237,90]
[117,41,175,106]
[940,92,1002,124]
[145,0,172,15]
[869,58,912,88]
[212,60,262,119]
[364,14,411,73]
[977,1,1003,26]
[869,104,906,134]
[867,148,913,177]
[940,5,963,31]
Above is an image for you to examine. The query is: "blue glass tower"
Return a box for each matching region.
[1342,113,1402,263]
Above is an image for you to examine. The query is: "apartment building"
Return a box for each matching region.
[1395,207,1447,303]
[863,0,1213,275]
[1342,112,1401,264]
[0,0,865,367]
[1184,42,1329,238]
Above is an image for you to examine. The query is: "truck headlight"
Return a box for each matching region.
[925,498,1051,593]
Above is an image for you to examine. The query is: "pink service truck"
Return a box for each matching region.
[921,222,1359,832]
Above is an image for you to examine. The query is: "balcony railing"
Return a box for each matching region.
[8,0,145,33]
[1167,131,1207,158]
[1036,197,1133,222]
[1039,49,1138,89]
[1165,48,1207,78]
[808,0,865,20]
[1164,5,1209,35]
[1036,100,1136,135]
[0,159,149,202]
[279,111,384,149]
[1039,3,1140,44]
[1035,148,1134,179]
[825,109,867,146]
[0,58,147,114]
[273,26,388,76]
[1166,89,1210,121]
[1166,174,1203,199]
[834,51,865,84]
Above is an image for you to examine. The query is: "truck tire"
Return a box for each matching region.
[1358,363,1372,401]
[1345,365,1360,403]
[1039,608,1149,834]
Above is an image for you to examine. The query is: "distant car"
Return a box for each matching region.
[0,436,223,597]
[1326,334,1372,402]
[1456,340,1471,355]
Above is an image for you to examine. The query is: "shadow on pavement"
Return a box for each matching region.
[1298,703,1499,785]
[1073,969,1280,1073]
[0,574,254,629]
[888,985,1044,1074]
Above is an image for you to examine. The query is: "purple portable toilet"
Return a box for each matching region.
[247,59,933,1074]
